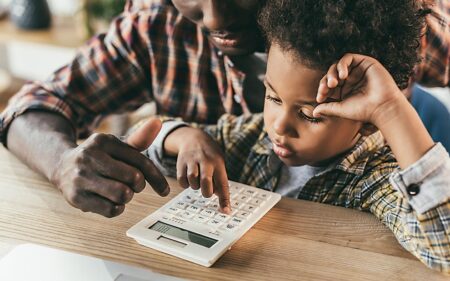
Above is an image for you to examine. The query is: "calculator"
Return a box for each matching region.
[127,180,281,267]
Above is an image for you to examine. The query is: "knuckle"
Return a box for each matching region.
[90,133,114,146]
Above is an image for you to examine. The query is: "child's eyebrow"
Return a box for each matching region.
[263,78,319,106]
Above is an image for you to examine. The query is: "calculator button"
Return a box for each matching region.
[215,213,231,222]
[174,201,188,209]
[231,201,244,209]
[189,189,202,196]
[193,215,209,223]
[207,219,223,228]
[256,193,270,200]
[242,204,258,213]
[243,189,257,197]
[181,195,196,203]
[221,223,238,232]
[236,195,251,203]
[249,198,263,206]
[195,198,211,207]
[230,217,244,225]
[209,202,220,210]
[235,211,251,219]
[186,205,201,214]
[229,185,242,194]
[166,207,181,215]
[230,193,240,200]
[179,211,195,219]
[200,209,216,217]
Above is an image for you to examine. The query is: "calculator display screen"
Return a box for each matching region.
[149,221,218,248]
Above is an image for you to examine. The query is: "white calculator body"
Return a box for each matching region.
[127,181,281,267]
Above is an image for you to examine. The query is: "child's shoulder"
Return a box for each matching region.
[217,113,265,135]
[341,132,398,177]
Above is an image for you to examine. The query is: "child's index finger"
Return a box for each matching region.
[213,166,232,214]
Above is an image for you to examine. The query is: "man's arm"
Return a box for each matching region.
[7,111,170,218]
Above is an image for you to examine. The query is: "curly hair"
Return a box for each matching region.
[258,0,430,89]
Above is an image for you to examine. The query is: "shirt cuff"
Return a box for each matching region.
[389,143,450,214]
[144,120,188,177]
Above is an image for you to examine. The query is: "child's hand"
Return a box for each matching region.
[313,53,406,127]
[167,127,231,214]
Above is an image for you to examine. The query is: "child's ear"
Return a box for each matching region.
[359,123,379,136]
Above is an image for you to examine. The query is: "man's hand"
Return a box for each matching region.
[165,127,231,214]
[51,118,170,217]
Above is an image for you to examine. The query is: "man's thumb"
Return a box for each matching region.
[313,102,343,118]
[126,118,162,151]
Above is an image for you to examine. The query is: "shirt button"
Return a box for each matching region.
[406,183,420,196]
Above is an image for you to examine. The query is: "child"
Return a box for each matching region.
[145,0,450,273]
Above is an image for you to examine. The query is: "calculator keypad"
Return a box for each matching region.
[164,184,270,232]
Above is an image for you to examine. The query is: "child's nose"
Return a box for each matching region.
[273,112,296,137]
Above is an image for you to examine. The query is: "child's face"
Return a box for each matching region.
[264,45,363,166]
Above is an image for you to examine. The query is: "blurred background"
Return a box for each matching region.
[0,0,134,133]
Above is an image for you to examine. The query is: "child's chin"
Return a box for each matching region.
[279,157,309,167]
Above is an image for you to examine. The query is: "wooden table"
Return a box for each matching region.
[0,145,446,280]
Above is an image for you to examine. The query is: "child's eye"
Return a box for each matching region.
[265,95,282,105]
[298,107,322,124]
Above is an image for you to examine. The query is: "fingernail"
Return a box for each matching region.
[222,206,231,214]
[161,187,170,197]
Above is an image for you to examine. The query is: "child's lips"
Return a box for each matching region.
[273,143,295,158]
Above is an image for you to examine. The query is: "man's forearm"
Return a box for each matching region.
[6,111,77,183]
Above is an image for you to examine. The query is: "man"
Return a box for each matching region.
[0,0,267,217]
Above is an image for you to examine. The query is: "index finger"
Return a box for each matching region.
[101,136,170,197]
[213,165,231,214]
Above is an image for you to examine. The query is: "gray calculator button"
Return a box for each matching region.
[230,217,244,225]
[186,205,201,213]
[221,223,238,232]
[174,201,188,209]
[166,207,181,215]
[215,213,231,222]
[181,195,196,203]
[180,211,195,219]
[193,215,209,223]
[200,209,216,217]
[243,189,257,196]
[195,198,210,207]
[207,219,223,227]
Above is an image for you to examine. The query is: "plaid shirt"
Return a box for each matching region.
[155,113,449,273]
[415,0,450,87]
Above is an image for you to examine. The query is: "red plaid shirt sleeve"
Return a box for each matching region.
[414,0,450,87]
